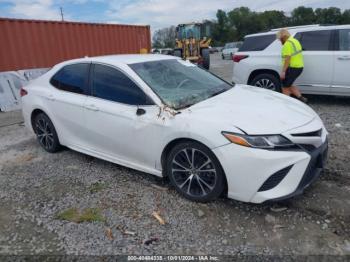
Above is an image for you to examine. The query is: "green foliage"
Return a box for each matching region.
[152,6,350,47]
[315,7,342,24]
[291,6,316,25]
[210,6,350,43]
[56,208,105,223]
[342,10,350,24]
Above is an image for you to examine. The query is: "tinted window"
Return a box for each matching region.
[239,34,275,51]
[298,30,332,51]
[50,64,89,94]
[339,29,350,51]
[92,64,152,105]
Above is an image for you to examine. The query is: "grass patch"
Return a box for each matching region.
[88,182,106,193]
[56,208,105,223]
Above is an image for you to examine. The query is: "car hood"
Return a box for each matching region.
[187,85,316,135]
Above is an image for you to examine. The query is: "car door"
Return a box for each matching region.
[83,63,163,171]
[332,29,350,95]
[294,30,334,94]
[48,63,90,147]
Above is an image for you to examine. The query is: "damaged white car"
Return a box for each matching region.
[21,55,328,203]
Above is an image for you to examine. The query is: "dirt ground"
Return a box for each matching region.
[0,53,349,257]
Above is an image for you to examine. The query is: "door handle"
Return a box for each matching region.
[85,104,99,111]
[337,56,350,60]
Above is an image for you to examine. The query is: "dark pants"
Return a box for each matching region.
[282,67,303,87]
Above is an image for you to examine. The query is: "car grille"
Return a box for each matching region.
[298,144,317,152]
[258,165,293,192]
[298,145,328,188]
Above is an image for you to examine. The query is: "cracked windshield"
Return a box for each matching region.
[129,59,233,109]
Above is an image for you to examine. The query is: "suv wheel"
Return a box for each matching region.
[251,73,281,92]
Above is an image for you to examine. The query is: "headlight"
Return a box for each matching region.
[222,132,294,149]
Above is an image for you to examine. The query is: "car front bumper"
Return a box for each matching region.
[266,138,328,202]
[212,135,328,203]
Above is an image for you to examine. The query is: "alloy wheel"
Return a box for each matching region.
[36,117,55,150]
[255,78,276,90]
[171,148,217,197]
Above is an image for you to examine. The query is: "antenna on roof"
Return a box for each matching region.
[60,7,64,21]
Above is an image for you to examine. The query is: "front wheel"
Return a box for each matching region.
[34,113,61,153]
[250,73,281,92]
[166,141,226,202]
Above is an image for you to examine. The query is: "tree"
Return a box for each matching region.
[211,9,236,45]
[259,10,288,30]
[227,7,261,40]
[341,9,350,24]
[153,6,347,48]
[152,26,176,48]
[291,6,316,25]
[315,7,342,24]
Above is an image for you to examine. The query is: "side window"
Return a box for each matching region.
[339,29,350,51]
[239,34,275,51]
[294,32,302,41]
[92,64,153,105]
[298,30,332,51]
[50,64,89,94]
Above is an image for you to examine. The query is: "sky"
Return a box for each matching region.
[1,0,350,31]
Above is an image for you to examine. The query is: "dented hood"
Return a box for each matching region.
[187,85,316,135]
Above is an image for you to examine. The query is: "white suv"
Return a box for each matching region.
[233,25,350,96]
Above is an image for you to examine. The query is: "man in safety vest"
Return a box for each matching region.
[277,28,308,103]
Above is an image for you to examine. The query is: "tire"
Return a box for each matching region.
[201,48,210,70]
[173,49,182,58]
[166,141,226,202]
[250,73,281,92]
[34,113,61,153]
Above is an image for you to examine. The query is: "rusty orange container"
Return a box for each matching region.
[0,18,151,71]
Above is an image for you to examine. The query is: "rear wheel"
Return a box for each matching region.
[250,73,281,92]
[166,141,225,202]
[34,113,61,153]
[201,48,210,70]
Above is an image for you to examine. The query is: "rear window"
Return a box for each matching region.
[239,34,275,51]
[50,63,89,94]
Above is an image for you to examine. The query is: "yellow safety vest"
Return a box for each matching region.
[282,37,304,68]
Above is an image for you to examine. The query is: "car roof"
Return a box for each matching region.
[56,54,178,67]
[245,24,350,38]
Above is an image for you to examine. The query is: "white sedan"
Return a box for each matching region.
[21,55,328,203]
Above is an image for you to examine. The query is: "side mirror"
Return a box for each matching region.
[136,108,146,116]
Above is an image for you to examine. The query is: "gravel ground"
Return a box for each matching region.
[0,53,349,257]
